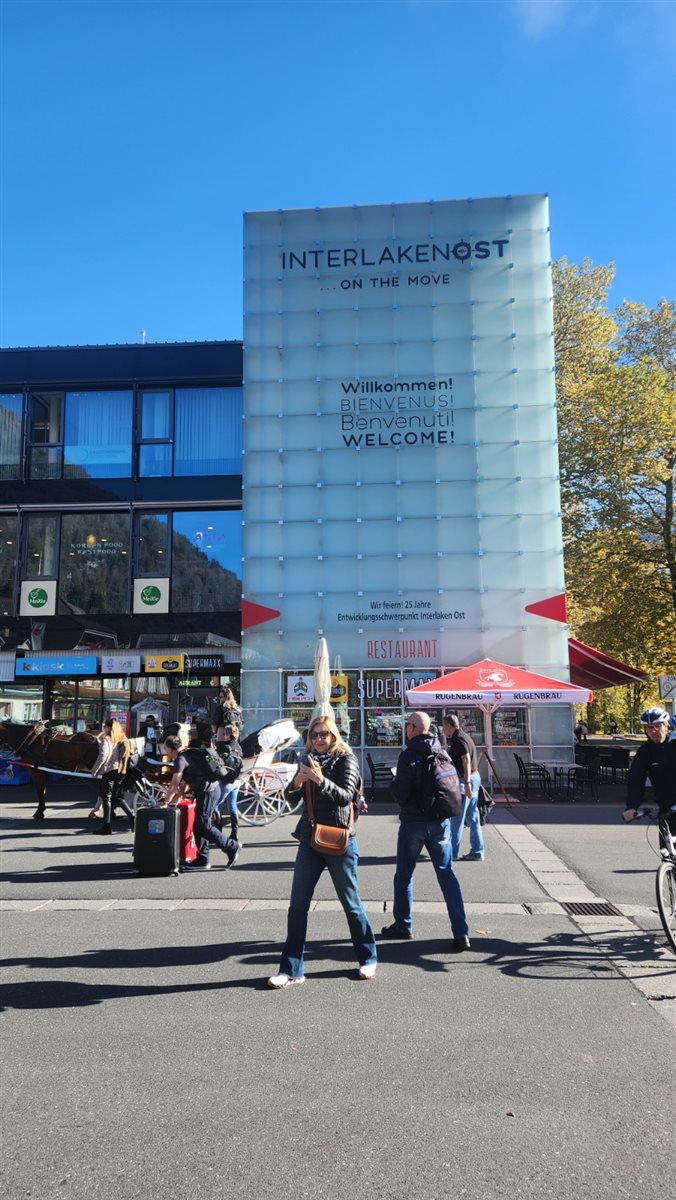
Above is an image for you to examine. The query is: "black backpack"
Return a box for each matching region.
[184,747,229,784]
[415,748,463,819]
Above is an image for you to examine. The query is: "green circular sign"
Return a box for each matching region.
[28,587,49,609]
[141,585,162,606]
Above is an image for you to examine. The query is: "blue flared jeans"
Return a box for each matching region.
[278,837,377,979]
[393,818,469,939]
[450,770,484,859]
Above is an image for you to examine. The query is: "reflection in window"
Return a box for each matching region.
[141,391,171,439]
[174,387,242,476]
[0,395,23,479]
[171,509,241,612]
[135,512,169,576]
[26,515,58,578]
[64,391,133,478]
[29,392,64,479]
[59,513,130,614]
[0,514,16,617]
[139,443,172,477]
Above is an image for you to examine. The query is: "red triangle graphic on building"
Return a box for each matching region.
[524,592,567,623]
[241,599,281,630]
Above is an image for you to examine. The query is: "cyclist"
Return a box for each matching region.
[623,706,676,855]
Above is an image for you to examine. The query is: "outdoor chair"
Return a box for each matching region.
[365,752,395,801]
[567,752,601,802]
[513,753,553,798]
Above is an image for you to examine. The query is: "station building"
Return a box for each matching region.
[1,194,626,781]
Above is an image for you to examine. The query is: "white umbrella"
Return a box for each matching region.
[312,636,333,719]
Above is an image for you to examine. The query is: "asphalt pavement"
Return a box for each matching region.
[1,781,674,1200]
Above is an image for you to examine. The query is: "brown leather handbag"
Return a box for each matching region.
[305,782,353,856]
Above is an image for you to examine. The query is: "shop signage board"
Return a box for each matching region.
[19,580,57,617]
[17,655,98,677]
[101,655,141,675]
[242,196,568,716]
[144,654,185,674]
[184,654,224,672]
[133,578,169,614]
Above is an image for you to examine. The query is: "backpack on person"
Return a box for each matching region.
[184,747,229,783]
[415,748,463,819]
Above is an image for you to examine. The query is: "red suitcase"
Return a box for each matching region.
[177,797,198,866]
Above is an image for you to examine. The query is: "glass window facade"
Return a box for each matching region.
[135,512,169,576]
[64,390,133,478]
[174,387,243,476]
[25,515,58,578]
[0,395,23,480]
[0,514,17,617]
[170,509,242,612]
[58,513,130,614]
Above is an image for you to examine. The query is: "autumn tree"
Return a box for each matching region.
[552,261,675,722]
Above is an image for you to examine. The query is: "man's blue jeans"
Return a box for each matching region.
[450,771,484,859]
[279,838,377,979]
[393,819,469,939]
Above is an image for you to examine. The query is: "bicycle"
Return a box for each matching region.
[630,803,676,955]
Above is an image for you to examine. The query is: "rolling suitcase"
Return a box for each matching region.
[133,805,180,876]
[177,796,198,867]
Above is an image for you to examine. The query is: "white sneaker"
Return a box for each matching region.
[358,962,377,980]
[266,974,305,989]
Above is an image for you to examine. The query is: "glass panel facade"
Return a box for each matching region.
[30,392,63,444]
[0,683,43,722]
[170,509,241,613]
[25,515,58,578]
[58,512,130,614]
[0,394,23,479]
[135,512,169,576]
[29,445,63,480]
[0,514,17,617]
[139,443,172,477]
[174,387,243,476]
[141,391,171,439]
[64,390,133,478]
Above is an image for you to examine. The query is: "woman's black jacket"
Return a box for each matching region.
[287,750,361,845]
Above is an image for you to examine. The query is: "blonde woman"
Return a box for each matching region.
[267,714,376,989]
[91,719,132,835]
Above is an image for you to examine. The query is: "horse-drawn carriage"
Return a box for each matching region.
[0,717,304,826]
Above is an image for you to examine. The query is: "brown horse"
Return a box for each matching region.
[0,722,100,820]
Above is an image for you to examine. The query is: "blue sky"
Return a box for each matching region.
[1,0,674,348]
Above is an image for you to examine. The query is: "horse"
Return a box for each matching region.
[0,722,100,820]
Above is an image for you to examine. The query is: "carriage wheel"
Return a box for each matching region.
[238,768,288,826]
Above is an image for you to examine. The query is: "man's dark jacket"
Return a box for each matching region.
[392,732,443,822]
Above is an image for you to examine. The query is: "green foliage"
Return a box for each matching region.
[553,263,676,714]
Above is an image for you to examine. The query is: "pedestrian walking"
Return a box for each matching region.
[381,711,470,951]
[162,734,240,871]
[442,714,484,861]
[90,719,134,835]
[267,714,377,989]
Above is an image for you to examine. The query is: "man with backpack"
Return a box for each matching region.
[381,711,470,952]
[162,734,241,871]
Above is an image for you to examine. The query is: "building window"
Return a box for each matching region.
[0,394,23,480]
[135,511,170,575]
[58,512,130,614]
[0,514,17,617]
[138,391,173,477]
[174,387,243,476]
[28,392,64,480]
[64,391,133,478]
[171,509,242,612]
[25,515,58,578]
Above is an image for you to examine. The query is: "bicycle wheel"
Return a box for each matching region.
[238,768,287,826]
[655,860,676,955]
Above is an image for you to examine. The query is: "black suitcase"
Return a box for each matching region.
[133,805,180,876]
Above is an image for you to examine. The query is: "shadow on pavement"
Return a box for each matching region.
[3,928,674,1011]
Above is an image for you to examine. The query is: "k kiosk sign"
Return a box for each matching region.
[241,196,569,720]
